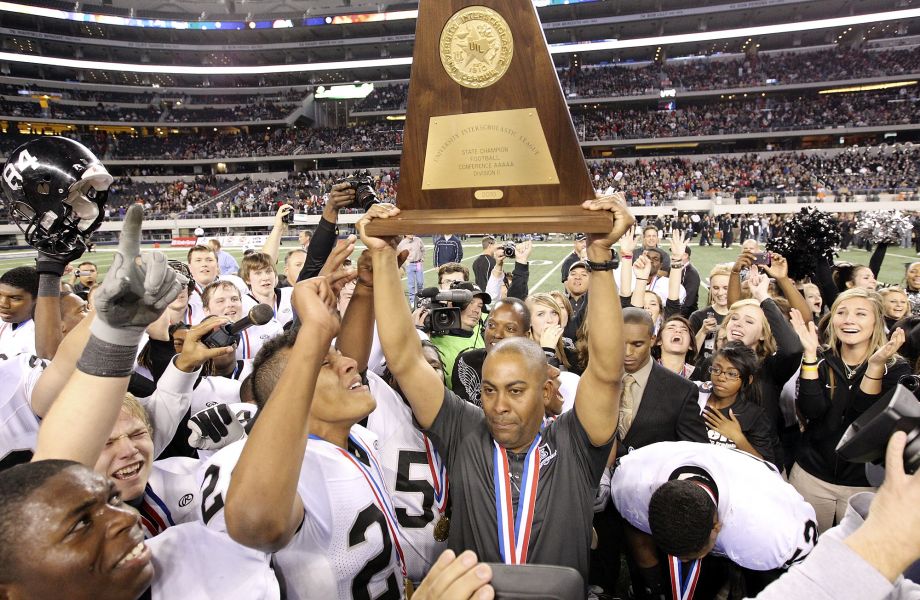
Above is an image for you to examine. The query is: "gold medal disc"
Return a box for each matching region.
[433,515,451,542]
[439,6,513,89]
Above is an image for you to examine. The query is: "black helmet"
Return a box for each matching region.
[2,137,112,259]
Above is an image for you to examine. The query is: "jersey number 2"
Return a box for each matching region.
[349,504,400,600]
[200,464,224,525]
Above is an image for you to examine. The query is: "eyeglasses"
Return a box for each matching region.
[709,366,741,380]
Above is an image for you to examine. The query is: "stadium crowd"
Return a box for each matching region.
[0,137,919,600]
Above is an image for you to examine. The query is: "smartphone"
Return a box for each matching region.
[753,251,771,267]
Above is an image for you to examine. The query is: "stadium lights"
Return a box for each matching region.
[0,8,918,75]
[818,81,918,94]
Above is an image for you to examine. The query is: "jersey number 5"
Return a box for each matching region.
[349,504,400,600]
[395,450,435,529]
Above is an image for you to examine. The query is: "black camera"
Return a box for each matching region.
[503,242,516,259]
[282,208,294,225]
[415,287,475,335]
[335,169,379,212]
[836,383,920,475]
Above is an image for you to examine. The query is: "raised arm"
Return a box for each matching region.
[630,254,651,308]
[763,253,813,322]
[32,206,184,465]
[259,203,293,265]
[298,184,353,281]
[575,193,634,446]
[618,227,638,299]
[666,229,685,313]
[33,251,73,359]
[507,241,531,300]
[225,276,345,553]
[727,251,755,306]
[360,205,446,429]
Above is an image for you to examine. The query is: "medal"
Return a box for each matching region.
[423,435,449,541]
[492,431,542,564]
[433,516,450,542]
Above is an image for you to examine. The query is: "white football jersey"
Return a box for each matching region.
[198,426,404,600]
[238,294,287,360]
[190,372,248,414]
[365,371,447,581]
[138,457,201,538]
[612,441,817,571]
[0,320,36,359]
[149,521,279,600]
[0,353,45,470]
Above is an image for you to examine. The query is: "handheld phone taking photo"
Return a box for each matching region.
[753,252,771,267]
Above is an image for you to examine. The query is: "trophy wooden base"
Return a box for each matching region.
[363,205,613,236]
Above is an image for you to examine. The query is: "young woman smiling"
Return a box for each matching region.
[688,264,732,364]
[789,289,909,533]
[655,315,697,378]
[879,286,910,332]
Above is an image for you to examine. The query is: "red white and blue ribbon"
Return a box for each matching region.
[668,555,701,600]
[423,434,448,515]
[311,433,408,579]
[492,432,542,564]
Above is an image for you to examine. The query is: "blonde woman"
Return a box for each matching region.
[526,292,577,372]
[789,289,909,532]
[879,286,910,331]
[689,264,732,362]
[706,267,803,470]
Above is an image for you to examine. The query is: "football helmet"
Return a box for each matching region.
[2,137,113,259]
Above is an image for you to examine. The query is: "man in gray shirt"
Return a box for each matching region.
[364,195,633,584]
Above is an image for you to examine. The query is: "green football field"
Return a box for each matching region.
[0,240,917,299]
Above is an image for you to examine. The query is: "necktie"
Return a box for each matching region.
[618,374,638,439]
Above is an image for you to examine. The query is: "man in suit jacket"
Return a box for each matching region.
[616,307,707,459]
[590,307,707,599]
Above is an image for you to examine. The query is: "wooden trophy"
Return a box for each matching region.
[365,0,612,236]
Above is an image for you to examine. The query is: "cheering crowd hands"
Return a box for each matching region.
[790,308,821,358]
[669,229,687,266]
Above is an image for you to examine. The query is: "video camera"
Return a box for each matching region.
[415,286,474,335]
[334,169,380,212]
[836,380,920,475]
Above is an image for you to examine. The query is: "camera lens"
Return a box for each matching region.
[433,310,453,329]
[899,374,920,392]
[504,243,516,258]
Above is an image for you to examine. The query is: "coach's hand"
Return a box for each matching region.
[582,191,635,257]
[91,205,186,346]
[414,550,494,600]
[356,203,401,252]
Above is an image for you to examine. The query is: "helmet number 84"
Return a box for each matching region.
[2,149,40,191]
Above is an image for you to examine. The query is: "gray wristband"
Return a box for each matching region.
[76,334,138,378]
[37,274,61,298]
[89,315,145,347]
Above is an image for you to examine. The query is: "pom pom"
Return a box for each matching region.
[854,210,913,245]
[766,207,840,280]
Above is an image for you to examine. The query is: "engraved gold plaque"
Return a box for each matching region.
[422,108,560,190]
[439,6,513,89]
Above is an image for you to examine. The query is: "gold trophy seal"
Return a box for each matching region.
[439,6,514,89]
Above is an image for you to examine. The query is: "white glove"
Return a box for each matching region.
[188,403,249,450]
[594,466,612,513]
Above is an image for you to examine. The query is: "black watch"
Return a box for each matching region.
[585,259,617,272]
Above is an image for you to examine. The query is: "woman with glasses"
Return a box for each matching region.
[709,266,804,471]
[788,289,909,533]
[697,342,777,464]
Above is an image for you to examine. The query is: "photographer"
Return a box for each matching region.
[485,239,532,302]
[427,284,491,388]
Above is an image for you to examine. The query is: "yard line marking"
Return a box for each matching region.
[529,255,570,294]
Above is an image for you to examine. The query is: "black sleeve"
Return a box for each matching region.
[688,308,707,334]
[761,297,804,384]
[507,261,530,300]
[146,339,178,383]
[675,383,708,443]
[663,298,682,319]
[297,217,338,282]
[741,406,778,465]
[868,242,888,279]
[472,256,491,290]
[814,257,838,312]
[681,267,701,317]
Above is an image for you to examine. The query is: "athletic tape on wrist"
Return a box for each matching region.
[76,334,139,378]
[37,274,61,298]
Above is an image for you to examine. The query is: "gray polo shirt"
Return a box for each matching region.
[426,388,611,582]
